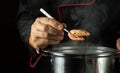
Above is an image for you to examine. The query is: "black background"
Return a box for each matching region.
[0,0,120,73]
[1,0,29,73]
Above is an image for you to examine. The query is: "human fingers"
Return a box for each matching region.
[29,36,61,50]
[36,22,64,36]
[31,30,64,41]
[116,38,120,50]
[31,18,64,37]
[29,18,64,49]
[62,23,67,28]
[37,17,64,30]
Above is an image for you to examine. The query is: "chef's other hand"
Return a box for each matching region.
[29,17,64,51]
[116,38,120,62]
[116,38,120,51]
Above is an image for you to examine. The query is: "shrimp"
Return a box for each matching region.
[68,29,90,41]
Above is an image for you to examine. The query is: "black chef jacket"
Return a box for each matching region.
[16,0,120,73]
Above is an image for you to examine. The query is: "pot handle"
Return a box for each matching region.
[113,50,120,58]
[39,49,51,56]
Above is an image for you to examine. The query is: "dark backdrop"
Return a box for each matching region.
[0,0,120,73]
[0,0,29,73]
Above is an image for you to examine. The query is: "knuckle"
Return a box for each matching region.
[46,17,51,22]
[62,23,67,28]
[40,17,49,23]
[43,39,49,44]
[42,24,49,31]
[36,17,40,21]
[42,32,48,38]
[31,24,35,29]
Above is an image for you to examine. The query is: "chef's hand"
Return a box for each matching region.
[116,38,120,62]
[29,17,64,51]
[116,38,120,51]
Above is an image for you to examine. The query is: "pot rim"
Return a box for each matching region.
[47,46,118,58]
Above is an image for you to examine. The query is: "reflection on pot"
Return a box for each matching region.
[49,46,119,73]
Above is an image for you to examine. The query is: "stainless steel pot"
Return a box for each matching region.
[46,46,120,73]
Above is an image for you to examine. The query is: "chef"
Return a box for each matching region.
[16,0,120,73]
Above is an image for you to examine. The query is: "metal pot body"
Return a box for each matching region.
[49,46,118,73]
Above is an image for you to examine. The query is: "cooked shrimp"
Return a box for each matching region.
[68,29,90,41]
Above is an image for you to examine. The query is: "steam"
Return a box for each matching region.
[69,2,108,45]
[53,0,109,46]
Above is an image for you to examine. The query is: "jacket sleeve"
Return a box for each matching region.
[16,0,52,68]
